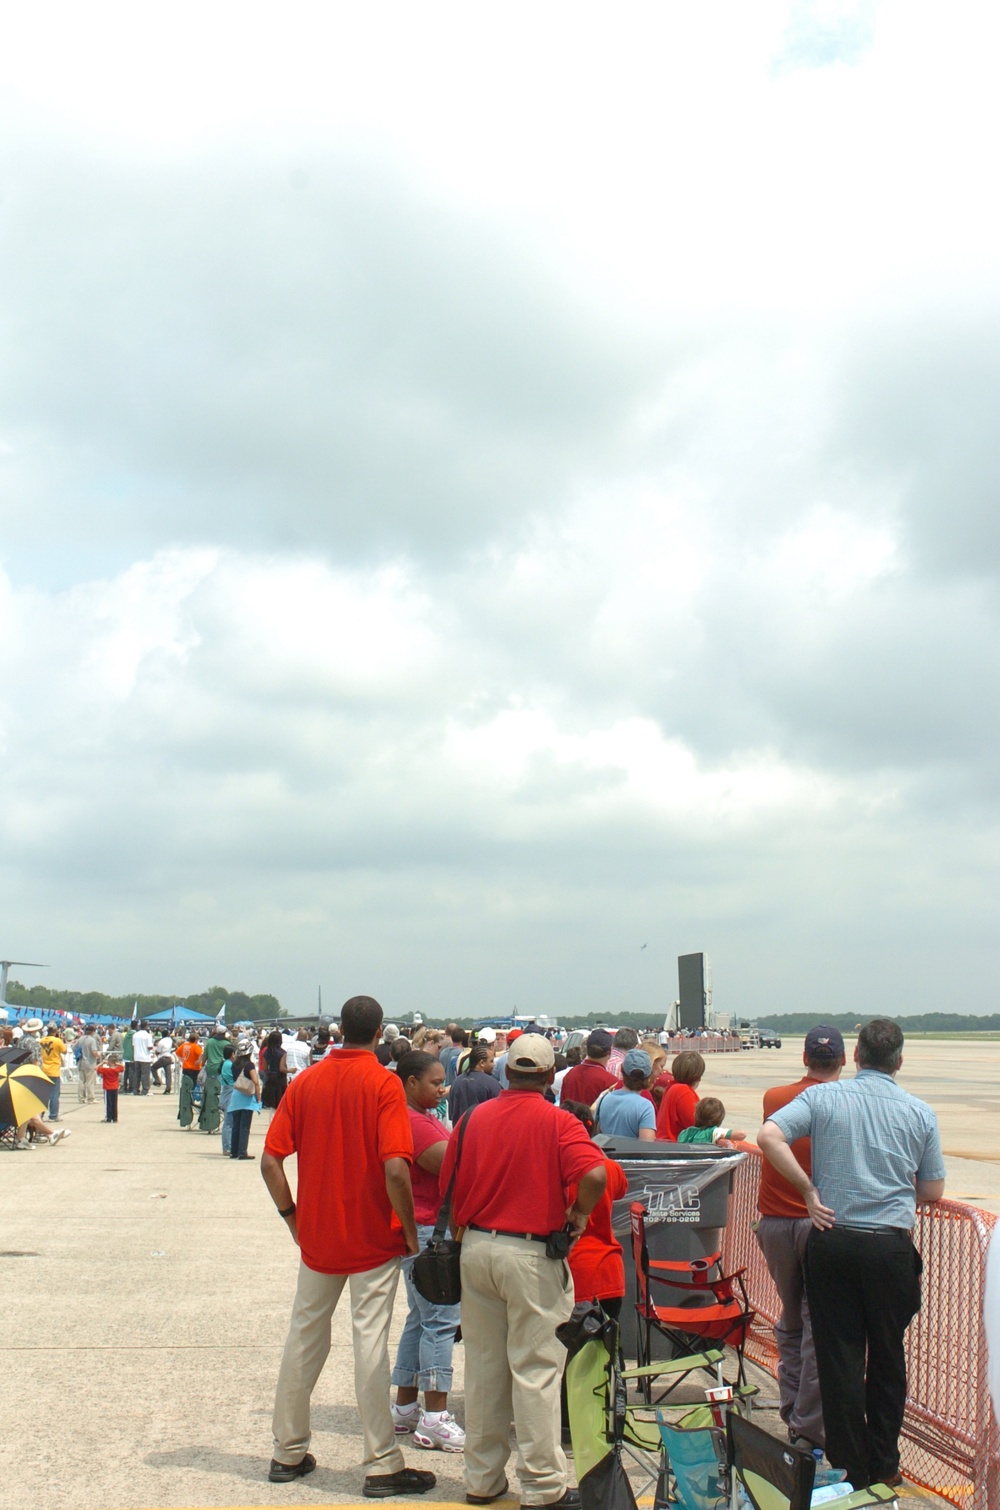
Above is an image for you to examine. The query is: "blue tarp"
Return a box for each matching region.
[145,1006,218,1024]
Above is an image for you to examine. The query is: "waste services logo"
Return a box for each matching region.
[643,1183,702,1223]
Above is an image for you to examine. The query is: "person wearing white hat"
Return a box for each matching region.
[438,1034,607,1510]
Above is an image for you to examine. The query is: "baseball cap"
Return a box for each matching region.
[622,1048,652,1078]
[506,1028,524,1043]
[586,1028,613,1055]
[476,1027,497,1044]
[508,1033,555,1073]
[804,1025,846,1061]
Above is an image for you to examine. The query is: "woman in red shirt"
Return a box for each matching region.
[390,1051,466,1455]
[655,1050,705,1141]
[561,1100,628,1319]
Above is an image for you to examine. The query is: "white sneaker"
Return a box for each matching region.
[414,1412,466,1453]
[48,1128,69,1145]
[391,1403,420,1435]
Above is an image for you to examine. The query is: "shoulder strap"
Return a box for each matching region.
[430,1107,474,1244]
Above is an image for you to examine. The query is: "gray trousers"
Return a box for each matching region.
[756,1215,825,1449]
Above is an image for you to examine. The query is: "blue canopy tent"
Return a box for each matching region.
[145,1007,218,1026]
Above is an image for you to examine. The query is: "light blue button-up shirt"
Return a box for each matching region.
[768,1069,945,1230]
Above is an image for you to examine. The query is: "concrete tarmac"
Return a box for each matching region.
[4,1087,470,1510]
[6,1039,982,1510]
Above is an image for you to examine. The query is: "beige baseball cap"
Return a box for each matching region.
[508,1033,555,1073]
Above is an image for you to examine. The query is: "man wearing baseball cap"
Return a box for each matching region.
[439,1034,606,1509]
[759,1020,945,1492]
[558,1028,616,1107]
[755,1026,846,1457]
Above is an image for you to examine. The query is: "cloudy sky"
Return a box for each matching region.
[1,1,998,1020]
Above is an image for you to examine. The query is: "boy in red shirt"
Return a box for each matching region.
[97,1054,124,1123]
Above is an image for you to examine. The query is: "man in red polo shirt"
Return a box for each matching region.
[262,995,436,1500]
[757,1025,846,1454]
[441,1034,606,1509]
[558,1029,617,1107]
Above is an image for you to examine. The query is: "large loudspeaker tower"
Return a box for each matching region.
[678,953,709,1030]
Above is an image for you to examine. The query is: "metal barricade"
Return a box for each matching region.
[723,1144,999,1510]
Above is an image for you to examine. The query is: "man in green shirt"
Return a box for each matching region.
[198,1028,228,1133]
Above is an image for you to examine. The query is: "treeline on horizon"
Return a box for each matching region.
[760,1011,1000,1033]
[5,981,285,1024]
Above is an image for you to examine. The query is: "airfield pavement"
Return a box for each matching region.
[4,1035,990,1510]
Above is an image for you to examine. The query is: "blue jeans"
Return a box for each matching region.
[391,1223,461,1392]
[229,1108,253,1158]
[219,1084,234,1154]
[47,1075,61,1119]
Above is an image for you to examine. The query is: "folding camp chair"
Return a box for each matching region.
[559,1303,746,1510]
[728,1413,898,1510]
[630,1202,755,1400]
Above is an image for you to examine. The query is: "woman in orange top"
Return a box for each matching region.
[655,1050,705,1141]
[176,1032,203,1129]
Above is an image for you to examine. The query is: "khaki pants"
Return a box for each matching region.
[78,1064,97,1102]
[461,1229,574,1504]
[272,1256,404,1473]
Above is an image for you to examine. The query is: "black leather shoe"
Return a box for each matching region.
[467,1481,508,1505]
[534,1491,581,1510]
[364,1468,437,1498]
[268,1453,316,1483]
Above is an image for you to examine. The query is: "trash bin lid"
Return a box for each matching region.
[593,1134,736,1160]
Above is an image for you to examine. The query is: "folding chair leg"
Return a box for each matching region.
[653,1458,670,1510]
[641,1318,652,1404]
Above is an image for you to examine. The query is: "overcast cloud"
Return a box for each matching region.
[1,1,998,1020]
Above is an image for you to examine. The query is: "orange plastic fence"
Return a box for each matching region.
[661,1035,742,1054]
[723,1145,999,1510]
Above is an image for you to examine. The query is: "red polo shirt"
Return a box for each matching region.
[560,1061,617,1106]
[440,1089,604,1235]
[758,1076,821,1219]
[265,1049,413,1275]
[656,1081,699,1141]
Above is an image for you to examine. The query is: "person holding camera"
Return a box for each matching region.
[439,1033,606,1510]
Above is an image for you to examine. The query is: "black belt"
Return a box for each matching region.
[468,1224,547,1243]
[830,1225,910,1236]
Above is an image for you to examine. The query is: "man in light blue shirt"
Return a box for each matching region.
[759,1019,945,1493]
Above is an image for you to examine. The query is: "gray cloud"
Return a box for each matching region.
[833,310,1000,579]
[0,144,665,570]
[1,118,999,1019]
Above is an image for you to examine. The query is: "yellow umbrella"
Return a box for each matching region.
[0,1062,53,1126]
